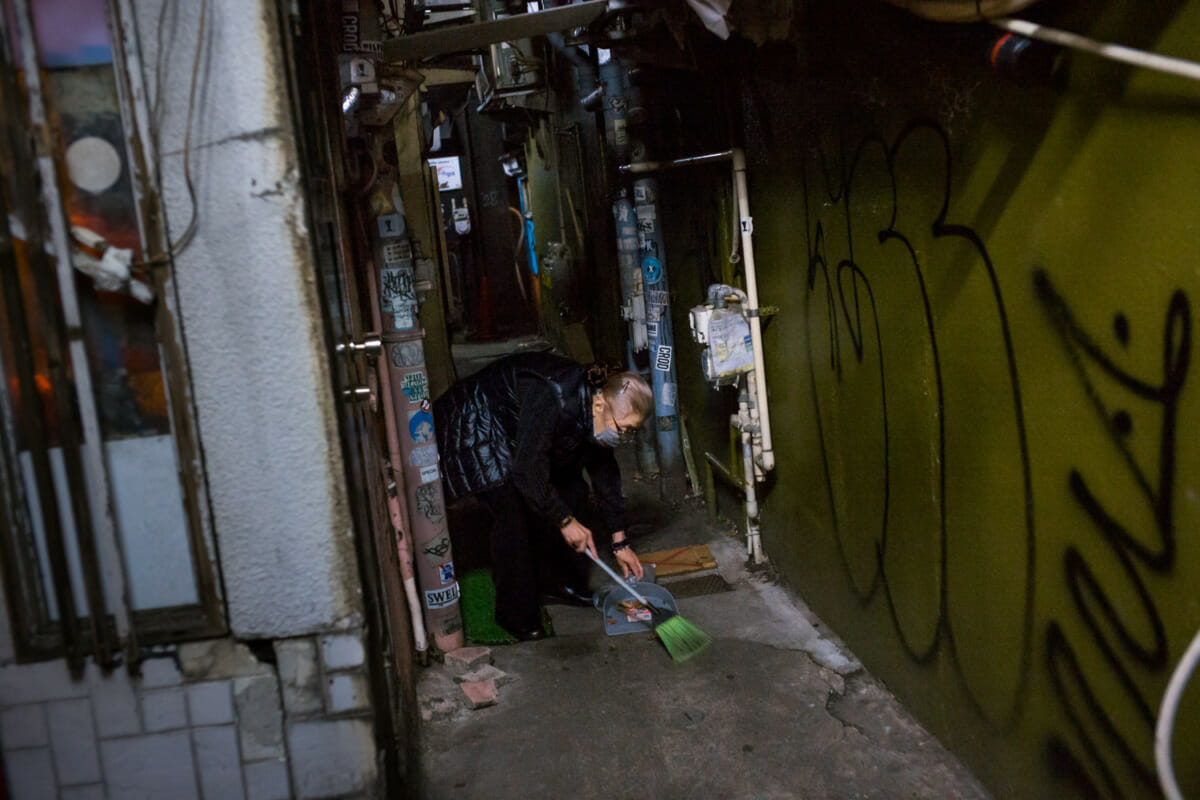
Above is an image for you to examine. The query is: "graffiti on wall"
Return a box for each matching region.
[1034,270,1189,797]
[800,119,1035,728]
[798,117,1191,796]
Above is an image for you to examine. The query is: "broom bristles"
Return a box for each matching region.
[655,614,712,663]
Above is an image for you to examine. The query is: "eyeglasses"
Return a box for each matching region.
[610,409,636,438]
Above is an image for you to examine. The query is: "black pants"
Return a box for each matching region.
[476,478,594,632]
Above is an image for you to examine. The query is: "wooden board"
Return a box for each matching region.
[638,544,717,578]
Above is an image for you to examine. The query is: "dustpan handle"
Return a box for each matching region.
[585,548,650,606]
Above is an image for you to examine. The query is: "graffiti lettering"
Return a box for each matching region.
[1034,270,1189,797]
[801,119,1034,727]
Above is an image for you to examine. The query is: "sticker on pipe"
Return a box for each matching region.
[408,410,434,443]
[401,372,429,403]
[438,562,455,584]
[660,382,677,409]
[377,213,404,238]
[422,533,451,562]
[419,464,439,484]
[655,345,672,372]
[415,482,444,524]
[410,444,438,467]
[391,342,424,368]
[382,240,408,264]
[642,256,662,285]
[424,582,460,609]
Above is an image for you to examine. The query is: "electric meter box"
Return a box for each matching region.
[689,304,754,385]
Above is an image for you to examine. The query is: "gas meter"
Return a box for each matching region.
[689,284,754,386]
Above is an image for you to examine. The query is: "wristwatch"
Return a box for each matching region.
[559,515,574,529]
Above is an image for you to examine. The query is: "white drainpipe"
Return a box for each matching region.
[619,147,775,474]
[732,148,774,473]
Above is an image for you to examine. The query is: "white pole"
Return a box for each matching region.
[732,149,775,472]
[992,18,1200,83]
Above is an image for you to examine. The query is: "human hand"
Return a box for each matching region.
[615,546,644,580]
[560,518,596,555]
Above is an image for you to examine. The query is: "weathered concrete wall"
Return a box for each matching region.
[666,1,1200,797]
[134,0,361,636]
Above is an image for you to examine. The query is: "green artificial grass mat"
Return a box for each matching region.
[458,568,552,645]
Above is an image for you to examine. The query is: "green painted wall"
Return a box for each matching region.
[661,1,1200,797]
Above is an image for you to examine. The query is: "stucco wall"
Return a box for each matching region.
[134,0,361,636]
[668,1,1200,797]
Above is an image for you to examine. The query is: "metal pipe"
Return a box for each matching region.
[738,388,763,563]
[382,0,608,61]
[618,150,735,174]
[704,450,743,495]
[13,0,122,667]
[615,147,775,472]
[990,17,1200,83]
[365,258,429,660]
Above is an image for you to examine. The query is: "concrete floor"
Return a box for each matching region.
[416,447,991,800]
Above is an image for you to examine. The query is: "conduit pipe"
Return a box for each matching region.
[619,147,775,472]
[365,264,429,662]
[989,18,1200,83]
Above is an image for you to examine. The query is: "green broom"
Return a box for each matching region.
[586,548,712,662]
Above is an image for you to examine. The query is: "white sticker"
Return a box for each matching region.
[377,213,404,238]
[424,581,460,609]
[646,321,659,340]
[350,57,376,84]
[393,307,414,330]
[420,464,440,484]
[740,216,753,234]
[613,119,627,147]
[661,381,677,408]
[655,345,673,372]
[390,341,424,368]
[636,204,656,221]
[410,444,438,467]
[382,240,407,264]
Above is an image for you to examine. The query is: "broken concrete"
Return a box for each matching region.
[444,647,492,672]
[416,448,990,799]
[455,664,512,687]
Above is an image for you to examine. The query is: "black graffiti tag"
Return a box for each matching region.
[1034,269,1189,798]
[415,483,444,525]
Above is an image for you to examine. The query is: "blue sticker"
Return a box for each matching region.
[409,411,434,443]
[642,256,662,284]
[439,562,455,583]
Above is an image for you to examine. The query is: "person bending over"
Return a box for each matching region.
[434,352,651,641]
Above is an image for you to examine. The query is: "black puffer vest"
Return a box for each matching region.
[434,352,593,501]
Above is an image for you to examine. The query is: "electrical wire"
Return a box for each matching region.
[1156,623,1200,800]
[507,206,529,303]
[138,0,207,269]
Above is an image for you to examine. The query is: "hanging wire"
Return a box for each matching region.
[138,0,208,268]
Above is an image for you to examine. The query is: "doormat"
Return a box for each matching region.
[660,573,732,599]
[638,544,718,578]
[458,569,552,646]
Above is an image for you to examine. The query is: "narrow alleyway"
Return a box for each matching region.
[416,437,991,799]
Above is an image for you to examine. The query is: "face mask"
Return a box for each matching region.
[595,428,621,448]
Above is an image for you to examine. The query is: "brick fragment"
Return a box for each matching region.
[445,647,491,671]
[460,679,497,710]
[455,664,511,687]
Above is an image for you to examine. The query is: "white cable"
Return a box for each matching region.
[991,18,1200,83]
[1156,623,1200,800]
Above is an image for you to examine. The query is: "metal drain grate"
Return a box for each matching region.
[661,573,732,599]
